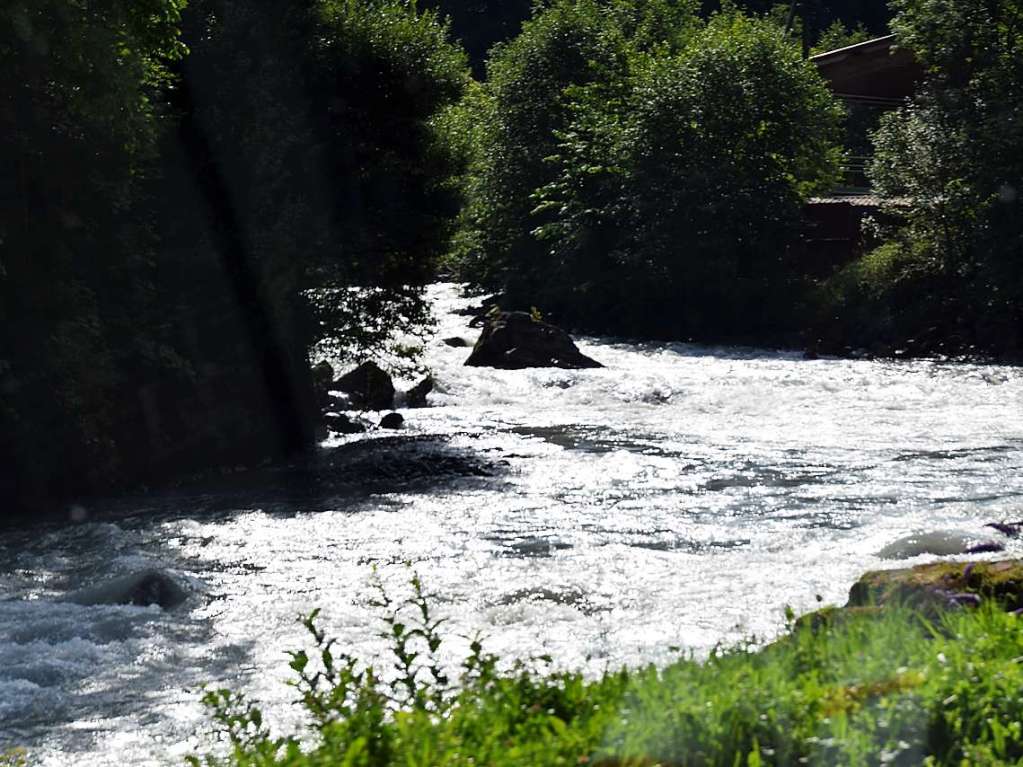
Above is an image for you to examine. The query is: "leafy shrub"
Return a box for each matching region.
[0,0,189,511]
[190,573,1023,767]
[450,0,634,297]
[532,10,843,339]
[863,0,1023,357]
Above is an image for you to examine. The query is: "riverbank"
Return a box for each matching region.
[186,567,1023,766]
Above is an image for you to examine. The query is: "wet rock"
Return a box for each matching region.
[311,360,335,407]
[405,376,433,408]
[324,413,367,434]
[847,559,1023,611]
[465,311,602,370]
[456,292,503,319]
[65,569,189,610]
[986,520,1023,538]
[877,530,1003,560]
[442,337,471,348]
[326,435,496,483]
[334,361,394,411]
[380,412,405,430]
[965,541,1007,555]
[324,391,352,410]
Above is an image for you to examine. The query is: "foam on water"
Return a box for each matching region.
[4,283,1023,764]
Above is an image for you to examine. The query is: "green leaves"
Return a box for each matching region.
[833,0,1023,357]
[521,8,842,338]
[190,577,1023,766]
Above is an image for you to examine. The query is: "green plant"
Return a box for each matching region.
[0,748,29,767]
[863,0,1023,357]
[190,574,1023,767]
[532,9,843,338]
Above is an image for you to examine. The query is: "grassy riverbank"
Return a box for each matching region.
[189,585,1023,766]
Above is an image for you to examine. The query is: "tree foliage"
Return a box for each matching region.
[827,0,1023,356]
[178,0,468,363]
[453,3,842,340]
[0,0,188,510]
[1,0,470,516]
[449,0,636,298]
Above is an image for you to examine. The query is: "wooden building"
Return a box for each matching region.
[798,35,922,270]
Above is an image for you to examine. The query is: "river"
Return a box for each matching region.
[3,283,1023,765]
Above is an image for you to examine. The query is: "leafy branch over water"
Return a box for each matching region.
[189,573,1023,766]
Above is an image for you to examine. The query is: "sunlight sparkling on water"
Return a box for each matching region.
[3,283,1023,764]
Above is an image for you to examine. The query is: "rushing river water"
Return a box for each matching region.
[4,283,1023,765]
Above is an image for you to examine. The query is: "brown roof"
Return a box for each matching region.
[811,35,922,102]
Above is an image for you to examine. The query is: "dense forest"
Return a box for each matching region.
[4,0,1022,518]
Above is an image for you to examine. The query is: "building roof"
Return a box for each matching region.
[811,35,922,102]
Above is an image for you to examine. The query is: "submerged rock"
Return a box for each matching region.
[465,311,602,370]
[442,336,471,348]
[65,569,189,610]
[405,376,433,408]
[333,361,394,411]
[326,435,497,483]
[877,530,1004,560]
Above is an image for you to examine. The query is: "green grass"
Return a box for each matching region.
[188,576,1023,767]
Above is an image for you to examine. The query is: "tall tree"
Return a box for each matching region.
[534,10,843,337]
[0,0,188,511]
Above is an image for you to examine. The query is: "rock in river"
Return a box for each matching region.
[877,529,1005,560]
[380,412,405,430]
[465,311,602,370]
[333,361,394,411]
[64,569,189,610]
[405,376,433,408]
[987,520,1023,537]
[324,412,367,434]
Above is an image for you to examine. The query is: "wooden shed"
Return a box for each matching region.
[798,36,922,268]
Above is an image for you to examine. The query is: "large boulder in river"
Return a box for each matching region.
[465,311,602,370]
[333,361,395,410]
[65,569,189,610]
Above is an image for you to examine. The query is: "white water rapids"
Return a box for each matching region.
[4,283,1023,765]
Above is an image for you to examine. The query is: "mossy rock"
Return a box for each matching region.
[848,559,1023,611]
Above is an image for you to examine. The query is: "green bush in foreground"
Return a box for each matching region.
[190,579,1023,766]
